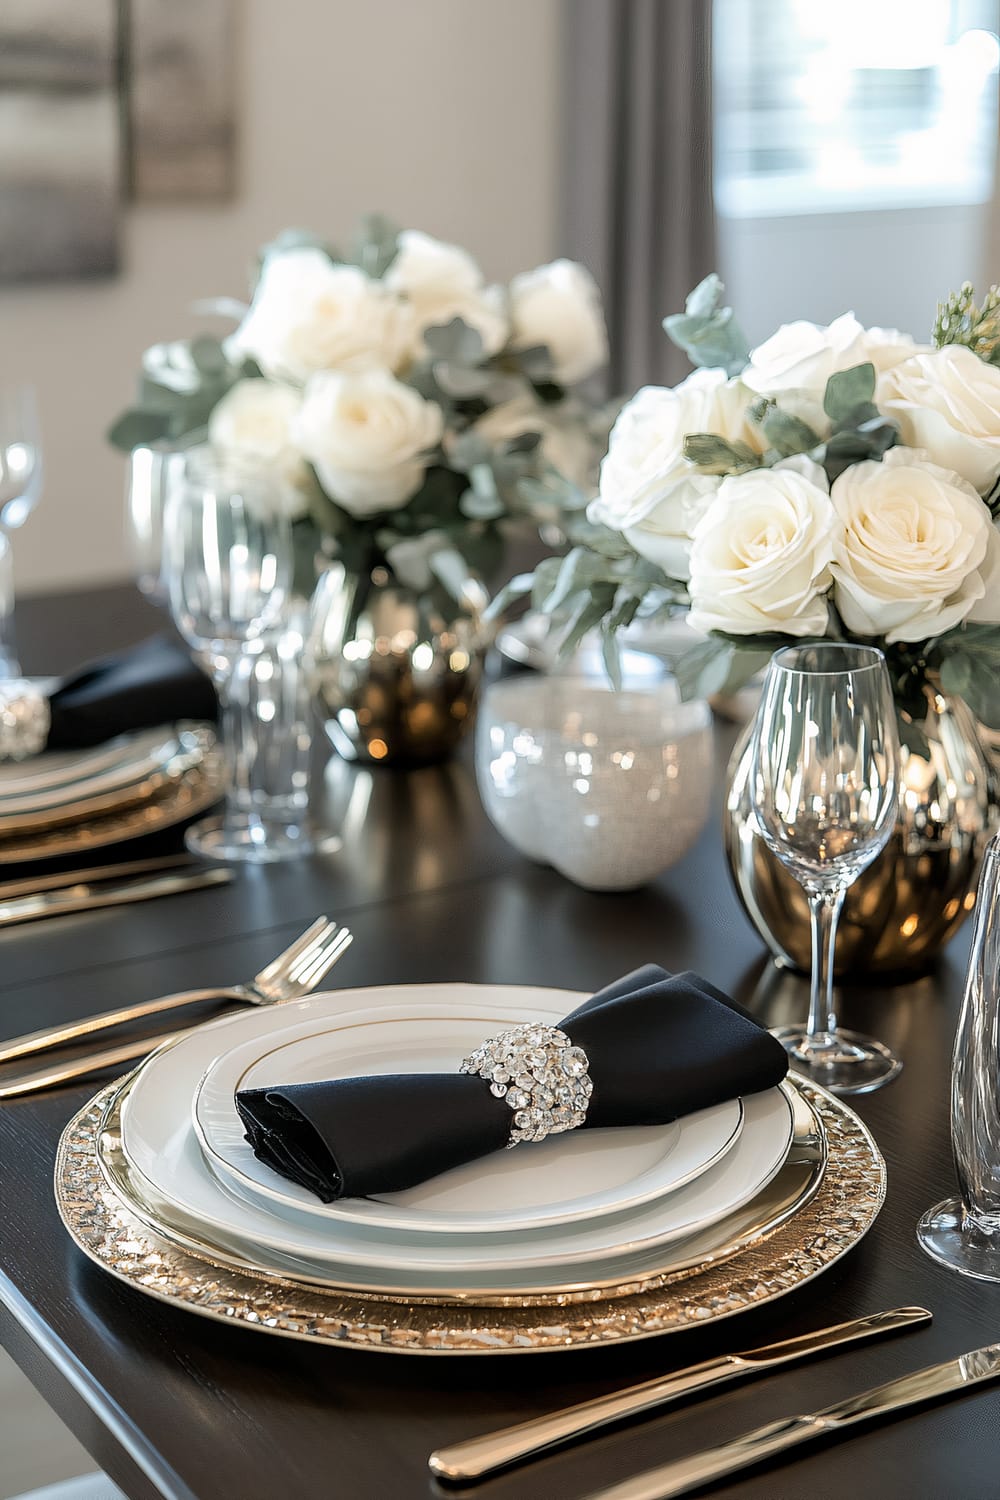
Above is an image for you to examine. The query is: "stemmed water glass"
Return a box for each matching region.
[0,384,43,674]
[162,448,310,863]
[748,642,902,1093]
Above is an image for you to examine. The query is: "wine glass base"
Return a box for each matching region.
[917,1198,1000,1281]
[184,813,341,864]
[771,1025,902,1094]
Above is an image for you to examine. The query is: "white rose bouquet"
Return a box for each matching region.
[495,276,1000,726]
[109,217,610,605]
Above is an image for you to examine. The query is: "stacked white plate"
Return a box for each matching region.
[109,983,818,1303]
[0,725,221,862]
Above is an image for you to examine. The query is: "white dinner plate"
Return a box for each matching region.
[194,1010,744,1234]
[0,727,180,810]
[119,985,795,1293]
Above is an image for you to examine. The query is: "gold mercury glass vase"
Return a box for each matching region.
[724,676,1000,976]
[308,559,493,767]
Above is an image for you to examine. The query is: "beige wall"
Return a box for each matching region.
[4,0,563,595]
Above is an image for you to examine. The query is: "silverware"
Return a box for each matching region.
[0,852,199,901]
[0,916,352,1085]
[0,866,231,928]
[583,1342,1000,1500]
[428,1307,931,1482]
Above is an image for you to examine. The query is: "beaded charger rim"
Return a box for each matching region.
[55,1077,886,1356]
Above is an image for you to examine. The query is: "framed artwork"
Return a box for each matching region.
[0,0,120,282]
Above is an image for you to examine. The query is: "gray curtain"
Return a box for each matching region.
[561,0,716,392]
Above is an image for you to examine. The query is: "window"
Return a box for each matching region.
[714,0,1000,217]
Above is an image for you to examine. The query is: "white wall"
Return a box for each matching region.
[719,205,991,347]
[4,0,563,595]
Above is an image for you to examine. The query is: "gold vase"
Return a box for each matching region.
[308,560,492,767]
[724,679,1000,975]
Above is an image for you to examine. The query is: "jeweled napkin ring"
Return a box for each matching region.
[0,680,50,761]
[460,1023,593,1147]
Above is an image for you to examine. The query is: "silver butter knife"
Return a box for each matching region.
[583,1341,1000,1500]
[0,866,232,927]
[428,1307,930,1482]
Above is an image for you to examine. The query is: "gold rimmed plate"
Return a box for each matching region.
[57,1075,882,1353]
[0,729,223,863]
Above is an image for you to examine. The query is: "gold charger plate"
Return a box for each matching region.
[55,1078,885,1355]
[0,729,223,863]
[98,1072,817,1304]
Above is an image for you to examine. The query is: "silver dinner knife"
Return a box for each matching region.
[583,1342,1000,1500]
[428,1307,931,1482]
[0,866,232,927]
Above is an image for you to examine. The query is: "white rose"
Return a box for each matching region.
[829,447,1000,642]
[588,369,762,579]
[208,379,310,519]
[471,395,595,492]
[386,230,508,359]
[292,369,444,517]
[687,467,836,637]
[860,326,929,373]
[508,259,609,385]
[742,313,868,397]
[877,345,1000,495]
[228,248,410,383]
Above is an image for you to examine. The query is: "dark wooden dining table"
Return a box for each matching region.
[0,582,997,1500]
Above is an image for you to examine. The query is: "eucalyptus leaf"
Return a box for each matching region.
[601,628,623,691]
[758,407,820,457]
[663,274,751,377]
[823,362,876,424]
[683,433,761,475]
[350,213,400,277]
[483,572,535,620]
[432,363,494,399]
[459,486,505,520]
[106,409,175,451]
[939,651,1000,729]
[422,317,485,367]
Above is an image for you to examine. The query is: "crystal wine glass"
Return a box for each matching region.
[125,443,188,605]
[0,384,42,675]
[918,833,1000,1279]
[749,642,902,1093]
[162,448,302,863]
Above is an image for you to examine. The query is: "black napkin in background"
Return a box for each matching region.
[45,635,217,750]
[236,965,789,1203]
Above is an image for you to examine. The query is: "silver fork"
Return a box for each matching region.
[0,917,352,1095]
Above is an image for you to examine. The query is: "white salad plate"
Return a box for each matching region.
[117,985,795,1295]
[193,1007,745,1235]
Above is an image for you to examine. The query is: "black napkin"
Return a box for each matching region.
[235,966,789,1203]
[45,635,217,750]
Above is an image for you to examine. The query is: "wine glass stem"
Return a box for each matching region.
[806,887,846,1049]
[213,662,253,819]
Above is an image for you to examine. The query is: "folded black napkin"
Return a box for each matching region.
[235,966,789,1204]
[44,636,216,751]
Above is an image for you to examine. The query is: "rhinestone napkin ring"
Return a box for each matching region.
[460,1024,593,1147]
[0,680,50,761]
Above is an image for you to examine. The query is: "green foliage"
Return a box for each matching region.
[663,274,750,377]
[672,637,775,702]
[934,282,1000,366]
[933,624,1000,729]
[349,213,401,278]
[756,405,820,459]
[682,433,761,475]
[106,337,251,452]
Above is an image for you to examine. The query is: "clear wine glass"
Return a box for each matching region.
[918,833,1000,1279]
[162,448,303,863]
[749,642,902,1093]
[125,443,188,605]
[0,384,43,676]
